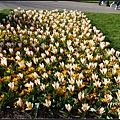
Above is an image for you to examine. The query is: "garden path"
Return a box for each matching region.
[0,1,120,14]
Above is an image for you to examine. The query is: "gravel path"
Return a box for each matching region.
[0,1,120,14]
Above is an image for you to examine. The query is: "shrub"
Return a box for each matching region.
[0,8,120,119]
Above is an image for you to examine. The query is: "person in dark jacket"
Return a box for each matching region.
[99,0,110,6]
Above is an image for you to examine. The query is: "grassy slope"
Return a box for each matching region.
[85,12,120,51]
[0,9,13,23]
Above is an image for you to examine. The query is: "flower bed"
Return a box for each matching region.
[0,8,120,119]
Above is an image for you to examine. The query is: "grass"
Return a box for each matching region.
[0,9,13,23]
[84,12,120,51]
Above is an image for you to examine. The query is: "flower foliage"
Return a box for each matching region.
[0,8,120,118]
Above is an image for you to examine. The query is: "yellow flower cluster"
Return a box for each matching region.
[0,8,120,118]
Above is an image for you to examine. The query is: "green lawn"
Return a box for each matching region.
[85,12,120,51]
[0,9,13,23]
[0,9,120,51]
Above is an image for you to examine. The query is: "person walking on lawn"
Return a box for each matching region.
[99,0,110,6]
[110,0,120,10]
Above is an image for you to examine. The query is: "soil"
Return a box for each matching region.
[0,108,97,119]
[0,108,32,119]
[0,108,63,119]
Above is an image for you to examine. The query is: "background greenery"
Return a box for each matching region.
[0,9,119,51]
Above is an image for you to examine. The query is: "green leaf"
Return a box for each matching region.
[34,103,40,118]
[59,110,71,118]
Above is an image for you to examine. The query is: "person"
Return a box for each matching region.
[99,0,104,5]
[115,0,120,10]
[110,0,120,10]
[99,0,110,6]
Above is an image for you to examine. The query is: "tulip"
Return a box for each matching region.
[87,54,93,61]
[111,48,115,55]
[100,68,107,75]
[67,85,75,93]
[65,104,72,112]
[52,81,59,90]
[80,58,86,64]
[114,76,120,83]
[117,109,120,119]
[68,46,74,53]
[113,63,119,70]
[100,42,106,49]
[16,98,23,108]
[81,103,90,112]
[45,50,50,56]
[115,51,120,58]
[65,63,73,70]
[103,60,109,66]
[44,58,50,64]
[93,81,101,88]
[59,61,65,68]
[112,68,117,75]
[41,53,46,59]
[33,57,38,64]
[35,79,40,86]
[42,72,48,79]
[58,75,65,83]
[103,78,110,86]
[68,77,75,85]
[110,56,116,62]
[25,81,34,89]
[8,82,14,91]
[50,56,56,63]
[17,73,23,79]
[80,43,86,51]
[99,63,104,69]
[51,48,57,54]
[76,79,83,87]
[0,53,3,58]
[87,62,97,69]
[60,48,64,54]
[78,92,84,101]
[1,57,7,67]
[54,71,61,78]
[40,83,46,91]
[105,42,110,47]
[98,107,105,115]
[96,54,101,60]
[39,63,44,69]
[15,55,21,61]
[6,24,11,29]
[104,94,113,102]
[25,101,33,110]
[9,48,14,54]
[92,74,98,81]
[18,61,26,69]
[43,99,51,107]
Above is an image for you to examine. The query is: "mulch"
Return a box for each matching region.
[0,108,32,119]
[0,108,97,119]
[0,108,62,119]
